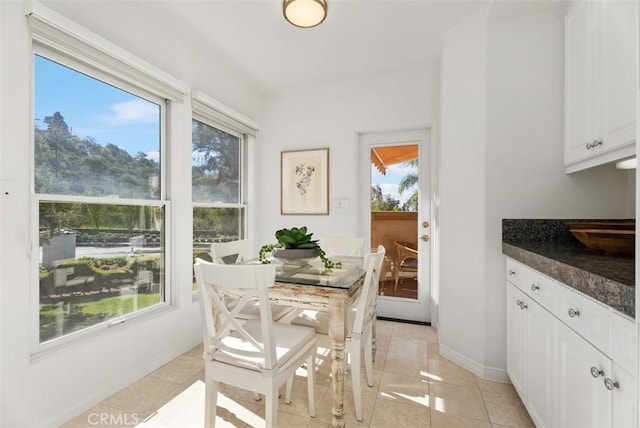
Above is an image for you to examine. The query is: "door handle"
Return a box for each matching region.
[420,234,430,242]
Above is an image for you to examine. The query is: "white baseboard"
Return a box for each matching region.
[438,343,510,383]
[45,335,202,427]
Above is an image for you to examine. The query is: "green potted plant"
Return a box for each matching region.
[259,226,341,269]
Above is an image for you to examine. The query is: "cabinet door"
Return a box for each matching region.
[611,364,637,428]
[557,321,611,428]
[565,0,596,166]
[506,283,526,395]
[600,0,637,151]
[526,298,556,428]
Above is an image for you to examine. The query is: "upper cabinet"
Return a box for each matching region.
[564,0,637,173]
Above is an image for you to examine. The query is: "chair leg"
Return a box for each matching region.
[285,376,294,404]
[372,307,378,362]
[351,340,364,422]
[307,354,316,417]
[204,372,218,428]
[265,385,279,428]
[364,332,374,387]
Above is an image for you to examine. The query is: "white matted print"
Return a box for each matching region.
[281,148,329,215]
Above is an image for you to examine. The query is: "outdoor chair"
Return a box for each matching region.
[394,240,418,291]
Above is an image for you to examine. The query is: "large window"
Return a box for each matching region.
[34,53,167,344]
[191,118,246,267]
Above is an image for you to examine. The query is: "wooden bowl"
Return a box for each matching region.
[568,229,635,256]
[564,221,635,231]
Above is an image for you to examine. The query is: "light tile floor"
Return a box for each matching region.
[63,321,534,427]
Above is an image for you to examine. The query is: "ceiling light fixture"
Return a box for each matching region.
[283,0,327,28]
[616,158,637,169]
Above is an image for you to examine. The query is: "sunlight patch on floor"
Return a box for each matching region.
[139,381,259,427]
[379,391,429,407]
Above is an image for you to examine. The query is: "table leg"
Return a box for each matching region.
[328,294,347,428]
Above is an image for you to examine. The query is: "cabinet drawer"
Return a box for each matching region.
[610,311,637,375]
[556,283,609,353]
[506,258,528,289]
[506,258,556,310]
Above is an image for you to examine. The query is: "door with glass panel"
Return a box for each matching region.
[358,129,431,323]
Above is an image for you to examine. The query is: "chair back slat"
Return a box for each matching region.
[319,236,364,257]
[210,239,252,264]
[352,245,385,334]
[194,259,278,369]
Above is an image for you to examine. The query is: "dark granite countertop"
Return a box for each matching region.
[502,219,635,318]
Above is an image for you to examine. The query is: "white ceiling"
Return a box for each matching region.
[161,0,485,93]
[41,0,569,94]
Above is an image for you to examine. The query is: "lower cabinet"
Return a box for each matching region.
[506,283,555,427]
[505,258,637,428]
[556,321,611,428]
[525,292,555,426]
[612,364,637,428]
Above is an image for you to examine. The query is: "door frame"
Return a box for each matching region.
[357,125,439,325]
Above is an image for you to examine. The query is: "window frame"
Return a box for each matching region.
[191,92,257,298]
[191,116,248,248]
[27,4,186,356]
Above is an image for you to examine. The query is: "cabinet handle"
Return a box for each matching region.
[590,366,604,378]
[530,284,540,292]
[508,269,516,276]
[515,299,527,310]
[568,308,580,318]
[586,140,603,150]
[604,378,619,390]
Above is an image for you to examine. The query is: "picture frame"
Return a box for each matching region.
[281,148,329,215]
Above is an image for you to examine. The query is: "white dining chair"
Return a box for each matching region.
[210,239,252,264]
[318,236,364,257]
[210,239,294,321]
[287,245,385,421]
[194,260,317,428]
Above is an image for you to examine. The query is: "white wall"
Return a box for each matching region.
[255,68,440,248]
[439,5,631,380]
[439,4,490,376]
[0,2,264,426]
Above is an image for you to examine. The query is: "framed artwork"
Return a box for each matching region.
[281,148,329,215]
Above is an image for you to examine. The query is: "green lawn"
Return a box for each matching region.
[40,293,161,342]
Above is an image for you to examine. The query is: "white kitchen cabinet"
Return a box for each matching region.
[611,364,637,428]
[506,283,526,395]
[505,257,637,428]
[506,282,555,428]
[555,281,610,354]
[610,311,637,375]
[525,292,556,427]
[556,321,612,428]
[564,0,637,173]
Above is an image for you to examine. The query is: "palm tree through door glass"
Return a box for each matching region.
[370,144,419,300]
